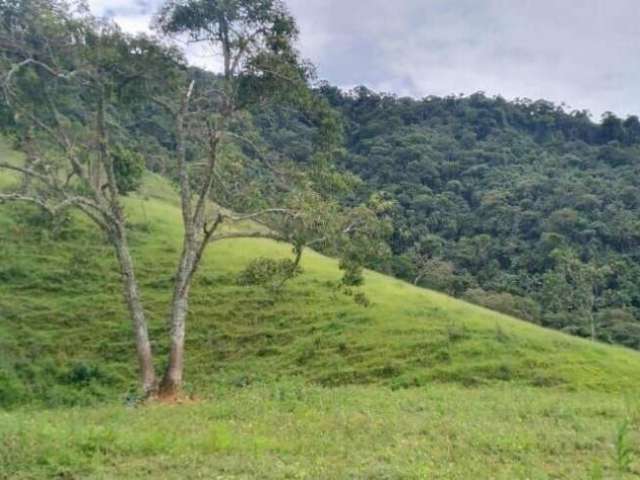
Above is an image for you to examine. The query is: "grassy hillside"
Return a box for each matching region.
[2,171,640,403]
[1,142,640,478]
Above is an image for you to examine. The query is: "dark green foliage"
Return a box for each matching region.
[237,256,302,290]
[0,370,27,407]
[339,258,364,287]
[3,167,640,410]
[285,87,640,349]
[112,145,145,195]
[353,291,371,308]
[189,78,640,349]
[65,362,107,386]
[464,288,542,323]
[156,0,310,110]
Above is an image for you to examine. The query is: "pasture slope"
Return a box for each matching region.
[1,140,639,479]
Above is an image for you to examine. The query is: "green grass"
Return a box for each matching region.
[0,136,21,190]
[1,140,640,478]
[2,185,639,402]
[2,383,639,479]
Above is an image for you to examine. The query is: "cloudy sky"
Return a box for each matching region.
[88,0,640,119]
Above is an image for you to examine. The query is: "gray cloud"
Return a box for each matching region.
[89,0,640,118]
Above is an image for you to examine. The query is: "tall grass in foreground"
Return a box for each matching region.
[2,384,639,479]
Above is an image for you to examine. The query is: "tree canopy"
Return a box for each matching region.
[301,87,640,348]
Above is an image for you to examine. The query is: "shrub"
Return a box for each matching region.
[0,370,27,408]
[353,291,371,308]
[237,257,302,291]
[112,145,145,195]
[464,288,542,323]
[65,363,105,386]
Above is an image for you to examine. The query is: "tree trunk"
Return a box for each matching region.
[159,247,195,399]
[112,225,157,396]
[159,291,189,399]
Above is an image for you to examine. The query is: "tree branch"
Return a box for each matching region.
[222,208,296,222]
[210,231,287,244]
[0,162,55,187]
[2,58,78,87]
[0,192,115,223]
[0,193,53,215]
[177,80,195,230]
[191,120,221,229]
[181,213,225,292]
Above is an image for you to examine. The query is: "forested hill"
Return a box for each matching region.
[256,86,640,349]
[2,38,640,351]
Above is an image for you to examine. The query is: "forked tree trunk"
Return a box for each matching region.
[112,224,157,396]
[157,80,217,399]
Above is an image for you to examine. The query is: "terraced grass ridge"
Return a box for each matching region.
[1,140,639,478]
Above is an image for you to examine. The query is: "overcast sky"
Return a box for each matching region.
[88,0,640,119]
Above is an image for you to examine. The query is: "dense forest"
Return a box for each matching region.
[244,86,640,349]
[331,88,640,347]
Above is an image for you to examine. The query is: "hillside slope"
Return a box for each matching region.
[1,141,639,408]
[2,144,640,479]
